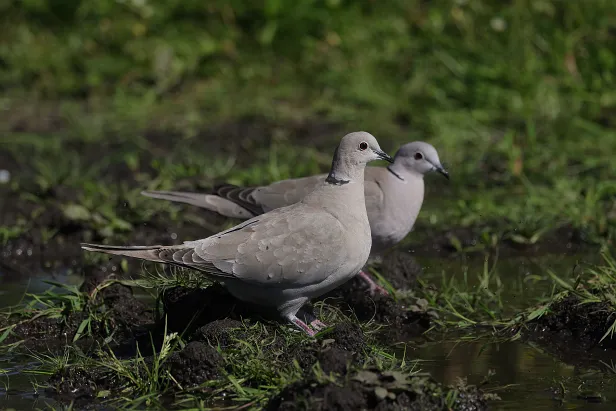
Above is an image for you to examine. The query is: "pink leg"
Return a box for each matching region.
[310,319,328,331]
[357,270,389,296]
[288,315,317,336]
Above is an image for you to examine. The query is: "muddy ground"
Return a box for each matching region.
[1,123,611,409]
[521,294,616,372]
[1,277,488,409]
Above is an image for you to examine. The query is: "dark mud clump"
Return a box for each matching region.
[379,250,423,290]
[161,284,258,334]
[165,341,224,387]
[525,294,616,352]
[266,369,490,411]
[97,283,153,340]
[286,322,367,375]
[0,282,152,349]
[0,315,78,350]
[47,366,120,403]
[191,318,245,348]
[321,278,433,342]
[314,347,354,375]
[324,322,366,353]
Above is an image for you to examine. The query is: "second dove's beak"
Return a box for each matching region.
[436,165,449,180]
[375,149,394,163]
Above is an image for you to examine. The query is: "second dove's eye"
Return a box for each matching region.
[359,142,368,150]
[414,152,423,160]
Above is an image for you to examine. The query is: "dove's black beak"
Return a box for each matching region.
[436,165,449,180]
[375,149,394,163]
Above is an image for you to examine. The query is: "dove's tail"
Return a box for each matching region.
[81,243,166,263]
[141,189,257,219]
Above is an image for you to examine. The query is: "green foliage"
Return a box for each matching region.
[2,0,616,245]
[3,0,616,132]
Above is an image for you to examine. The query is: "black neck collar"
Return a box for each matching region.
[387,166,405,181]
[325,174,350,185]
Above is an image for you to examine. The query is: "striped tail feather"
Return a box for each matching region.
[81,243,167,263]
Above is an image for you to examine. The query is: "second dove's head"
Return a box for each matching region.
[394,141,449,179]
[337,131,394,166]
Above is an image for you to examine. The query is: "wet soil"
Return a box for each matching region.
[0,188,203,277]
[321,276,434,343]
[378,250,423,290]
[522,294,616,368]
[286,322,368,375]
[165,341,224,388]
[266,370,489,411]
[2,272,480,408]
[47,365,120,403]
[0,282,153,350]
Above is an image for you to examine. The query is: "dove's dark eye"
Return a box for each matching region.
[414,152,423,160]
[359,142,368,151]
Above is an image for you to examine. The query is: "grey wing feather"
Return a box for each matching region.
[141,189,255,219]
[142,174,328,218]
[84,206,348,288]
[191,204,348,287]
[363,169,385,221]
[252,174,327,212]
[211,184,265,216]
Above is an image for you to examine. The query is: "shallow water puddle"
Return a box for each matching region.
[410,250,616,410]
[0,268,83,308]
[413,337,616,410]
[0,354,60,409]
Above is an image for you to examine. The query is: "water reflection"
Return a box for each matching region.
[0,268,83,309]
[414,337,616,410]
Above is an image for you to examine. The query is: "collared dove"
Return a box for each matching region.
[82,132,393,336]
[142,142,448,294]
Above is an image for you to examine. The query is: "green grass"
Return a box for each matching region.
[414,247,616,348]
[0,279,133,349]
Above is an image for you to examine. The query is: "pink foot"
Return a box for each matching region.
[288,315,317,336]
[358,270,389,296]
[310,319,328,331]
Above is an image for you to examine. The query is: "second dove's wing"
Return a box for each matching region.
[363,170,386,223]
[251,174,327,212]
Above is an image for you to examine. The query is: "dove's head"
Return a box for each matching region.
[337,131,393,165]
[327,132,393,184]
[392,141,448,179]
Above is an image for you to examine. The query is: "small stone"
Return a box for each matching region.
[0,169,10,184]
[374,386,389,400]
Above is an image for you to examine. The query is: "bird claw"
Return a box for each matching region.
[309,319,328,331]
[288,314,328,336]
[288,315,317,337]
[357,270,389,296]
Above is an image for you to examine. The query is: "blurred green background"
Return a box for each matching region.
[1,0,616,245]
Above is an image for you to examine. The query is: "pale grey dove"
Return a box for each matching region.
[142,142,448,294]
[82,132,393,336]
